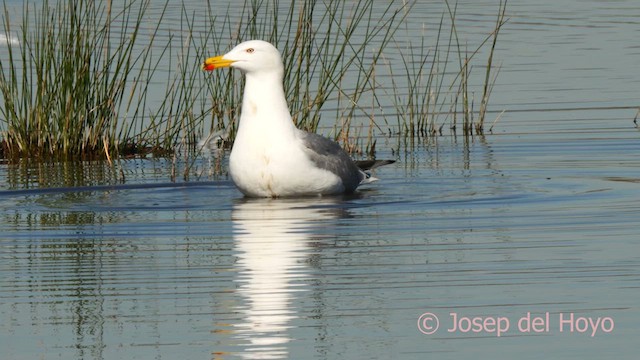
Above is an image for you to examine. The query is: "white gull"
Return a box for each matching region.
[202,40,393,198]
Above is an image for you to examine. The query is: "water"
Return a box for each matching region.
[1,0,640,359]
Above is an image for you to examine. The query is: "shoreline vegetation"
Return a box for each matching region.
[0,0,507,161]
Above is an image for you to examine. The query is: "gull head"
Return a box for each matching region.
[202,40,283,75]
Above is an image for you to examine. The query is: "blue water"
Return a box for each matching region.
[1,0,640,359]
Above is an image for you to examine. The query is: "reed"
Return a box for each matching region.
[383,0,508,140]
[0,0,165,159]
[385,16,449,138]
[447,0,508,136]
[0,0,507,161]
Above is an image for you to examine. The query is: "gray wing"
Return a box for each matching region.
[297,130,364,192]
[354,159,395,171]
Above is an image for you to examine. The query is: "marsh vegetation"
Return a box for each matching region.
[0,0,507,160]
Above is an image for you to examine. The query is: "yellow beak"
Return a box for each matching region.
[202,55,235,71]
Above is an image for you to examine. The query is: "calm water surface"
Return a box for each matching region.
[1,0,640,359]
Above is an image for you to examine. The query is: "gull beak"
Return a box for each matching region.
[202,55,235,71]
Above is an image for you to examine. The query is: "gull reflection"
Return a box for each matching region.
[231,197,341,359]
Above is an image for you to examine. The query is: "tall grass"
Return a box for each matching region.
[0,0,164,159]
[449,0,508,135]
[383,0,508,140]
[0,0,507,161]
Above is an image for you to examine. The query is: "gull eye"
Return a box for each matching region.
[246,48,254,53]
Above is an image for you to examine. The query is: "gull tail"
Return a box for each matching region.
[355,160,395,184]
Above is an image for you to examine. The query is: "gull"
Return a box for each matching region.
[202,40,393,198]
